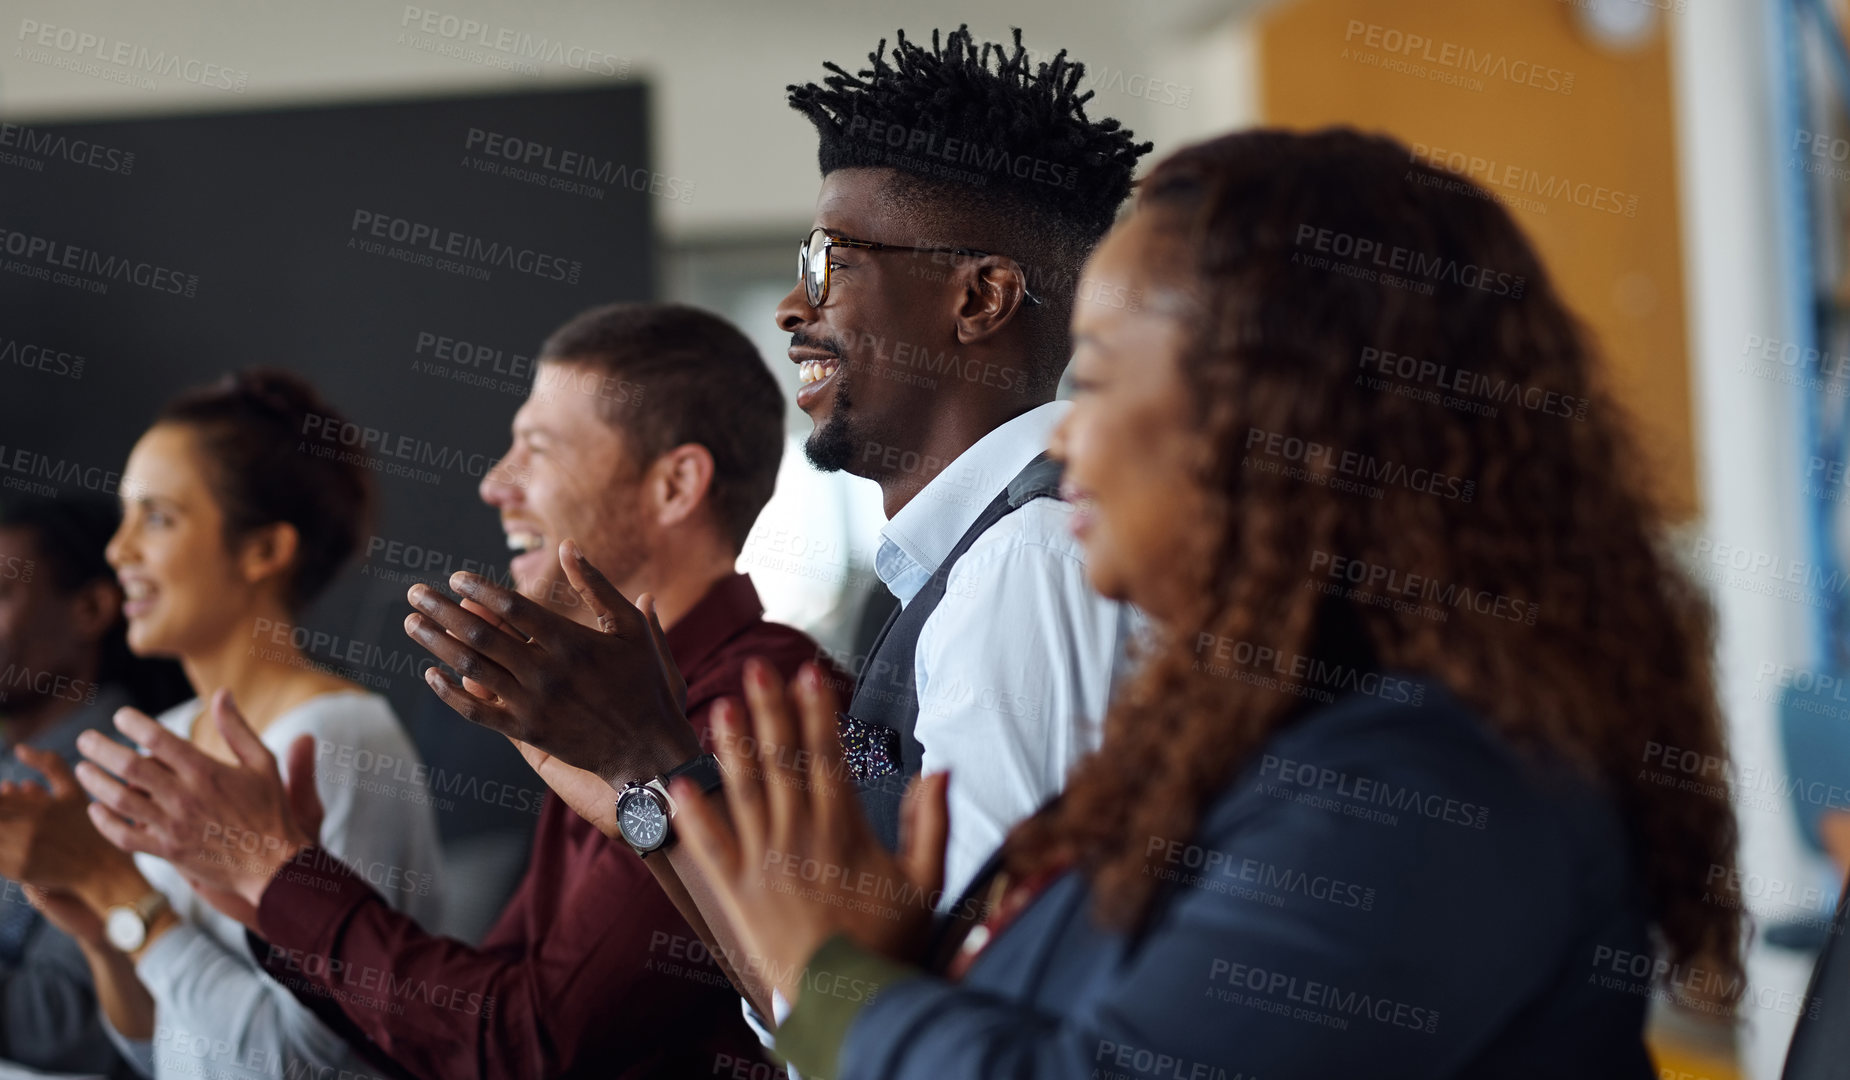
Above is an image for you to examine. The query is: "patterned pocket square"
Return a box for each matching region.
[837,712,902,782]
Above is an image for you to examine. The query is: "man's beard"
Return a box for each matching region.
[803,370,858,472]
[521,496,650,623]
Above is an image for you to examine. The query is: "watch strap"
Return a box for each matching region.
[132,889,171,923]
[662,752,723,796]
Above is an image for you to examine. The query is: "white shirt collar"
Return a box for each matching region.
[874,400,1069,605]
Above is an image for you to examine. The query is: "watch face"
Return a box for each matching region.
[105,907,146,952]
[617,788,670,851]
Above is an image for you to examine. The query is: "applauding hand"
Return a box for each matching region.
[0,745,127,891]
[505,591,687,838]
[24,885,107,949]
[674,658,950,1005]
[74,690,321,926]
[404,539,698,786]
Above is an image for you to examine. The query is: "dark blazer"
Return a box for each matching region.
[837,678,1658,1079]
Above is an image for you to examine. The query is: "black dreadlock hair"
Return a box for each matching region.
[788,25,1151,237]
[788,26,1153,391]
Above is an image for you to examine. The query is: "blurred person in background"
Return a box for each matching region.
[4,370,444,1080]
[75,304,840,1078]
[671,129,1748,1078]
[1771,668,1850,951]
[0,493,185,1078]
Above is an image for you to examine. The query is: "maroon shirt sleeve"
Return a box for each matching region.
[251,613,835,1080]
[255,744,756,1077]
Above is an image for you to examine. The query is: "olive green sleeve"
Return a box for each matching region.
[773,933,924,1079]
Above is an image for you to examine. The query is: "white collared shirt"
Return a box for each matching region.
[874,400,1136,900]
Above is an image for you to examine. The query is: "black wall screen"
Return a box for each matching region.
[0,83,655,839]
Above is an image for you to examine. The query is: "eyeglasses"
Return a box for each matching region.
[797,226,1044,309]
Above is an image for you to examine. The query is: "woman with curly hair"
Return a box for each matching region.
[672,127,1744,1079]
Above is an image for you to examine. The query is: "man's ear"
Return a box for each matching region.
[68,577,122,647]
[954,256,1035,346]
[237,522,301,596]
[648,444,716,530]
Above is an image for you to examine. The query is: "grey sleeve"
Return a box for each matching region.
[0,909,127,1076]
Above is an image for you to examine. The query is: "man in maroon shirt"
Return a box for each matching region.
[71,303,829,1078]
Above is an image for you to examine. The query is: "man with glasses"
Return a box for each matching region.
[774,29,1147,887]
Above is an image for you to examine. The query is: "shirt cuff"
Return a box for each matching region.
[773,935,921,1080]
[742,995,778,1050]
[133,919,203,1000]
[256,846,379,958]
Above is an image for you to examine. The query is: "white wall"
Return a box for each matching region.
[0,0,1250,238]
[0,0,1262,651]
[1670,2,1820,1076]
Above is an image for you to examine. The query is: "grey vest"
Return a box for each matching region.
[838,452,1065,850]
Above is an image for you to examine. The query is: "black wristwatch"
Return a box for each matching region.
[614,753,723,856]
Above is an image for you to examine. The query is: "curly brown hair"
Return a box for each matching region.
[1005,128,1743,996]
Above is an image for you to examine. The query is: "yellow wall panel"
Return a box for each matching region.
[1258,0,1696,516]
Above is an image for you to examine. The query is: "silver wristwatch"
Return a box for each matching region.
[614,753,723,856]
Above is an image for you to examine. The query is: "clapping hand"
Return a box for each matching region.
[404,539,698,786]
[674,658,950,1004]
[74,690,321,927]
[498,586,687,839]
[0,745,126,890]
